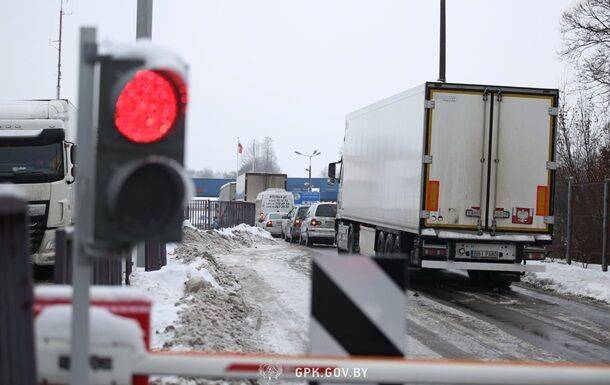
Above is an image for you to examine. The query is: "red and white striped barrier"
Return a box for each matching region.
[136,351,610,385]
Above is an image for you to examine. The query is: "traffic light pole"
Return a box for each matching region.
[70,26,97,385]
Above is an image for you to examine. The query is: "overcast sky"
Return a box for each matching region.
[1,0,576,177]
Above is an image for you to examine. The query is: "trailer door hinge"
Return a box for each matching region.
[544,216,554,224]
[420,210,430,219]
[425,100,435,109]
[548,107,558,116]
[546,161,558,170]
[422,155,433,164]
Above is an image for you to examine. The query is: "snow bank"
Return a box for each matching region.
[131,224,275,350]
[36,305,145,354]
[130,247,221,348]
[523,260,610,304]
[218,223,273,239]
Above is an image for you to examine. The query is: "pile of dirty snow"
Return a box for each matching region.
[131,224,277,354]
[523,260,610,304]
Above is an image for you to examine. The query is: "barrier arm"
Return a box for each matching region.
[133,351,610,385]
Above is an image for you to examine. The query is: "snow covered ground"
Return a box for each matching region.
[129,223,610,384]
[523,260,610,304]
[130,224,307,384]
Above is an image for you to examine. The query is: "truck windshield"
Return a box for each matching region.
[0,142,64,183]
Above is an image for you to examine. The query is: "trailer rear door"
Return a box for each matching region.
[487,92,555,233]
[424,88,491,230]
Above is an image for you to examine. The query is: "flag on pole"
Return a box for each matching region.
[237,141,243,154]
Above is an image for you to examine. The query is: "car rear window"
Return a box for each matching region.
[297,206,309,219]
[315,204,336,217]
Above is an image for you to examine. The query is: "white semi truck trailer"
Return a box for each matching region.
[329,82,558,287]
[235,172,287,203]
[0,100,76,265]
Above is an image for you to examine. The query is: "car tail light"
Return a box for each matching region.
[295,219,301,227]
[310,218,319,226]
[423,245,447,257]
[114,70,185,144]
[266,220,273,227]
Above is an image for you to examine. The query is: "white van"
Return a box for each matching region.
[255,188,294,223]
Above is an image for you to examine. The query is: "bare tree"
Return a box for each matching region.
[239,137,281,174]
[556,89,604,182]
[560,0,610,108]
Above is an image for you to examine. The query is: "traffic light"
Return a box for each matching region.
[92,45,189,250]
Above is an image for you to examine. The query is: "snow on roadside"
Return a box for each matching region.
[523,260,610,304]
[131,224,280,351]
[129,245,208,349]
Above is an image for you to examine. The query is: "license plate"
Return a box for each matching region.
[471,250,500,259]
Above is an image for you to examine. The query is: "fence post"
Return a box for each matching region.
[54,227,74,284]
[602,179,609,272]
[565,178,573,265]
[0,186,37,385]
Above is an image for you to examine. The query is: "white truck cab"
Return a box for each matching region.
[0,100,76,265]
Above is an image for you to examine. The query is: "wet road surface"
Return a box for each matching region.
[307,245,610,363]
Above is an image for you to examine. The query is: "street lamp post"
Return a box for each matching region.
[295,150,321,192]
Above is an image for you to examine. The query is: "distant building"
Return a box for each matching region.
[192,177,338,201]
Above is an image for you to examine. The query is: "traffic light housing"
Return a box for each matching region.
[92,46,188,250]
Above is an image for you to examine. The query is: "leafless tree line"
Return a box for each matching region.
[557,0,610,182]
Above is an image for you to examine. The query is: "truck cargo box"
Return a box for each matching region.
[339,82,558,237]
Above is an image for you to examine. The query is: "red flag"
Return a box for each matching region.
[237,142,243,154]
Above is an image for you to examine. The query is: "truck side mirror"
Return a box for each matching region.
[328,162,336,180]
[328,162,340,185]
[70,144,77,165]
[66,165,76,184]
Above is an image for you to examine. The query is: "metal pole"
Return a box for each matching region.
[56,0,64,99]
[566,178,573,265]
[602,179,608,272]
[438,0,446,82]
[0,186,36,385]
[308,155,312,192]
[136,0,153,39]
[70,26,97,385]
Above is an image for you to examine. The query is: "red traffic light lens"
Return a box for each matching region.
[114,70,183,144]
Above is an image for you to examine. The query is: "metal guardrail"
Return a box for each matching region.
[184,200,255,230]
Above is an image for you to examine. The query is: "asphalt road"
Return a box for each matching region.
[307,244,610,363]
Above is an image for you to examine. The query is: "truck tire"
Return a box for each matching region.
[385,234,395,255]
[468,271,512,289]
[376,232,386,256]
[347,224,356,254]
[392,235,401,254]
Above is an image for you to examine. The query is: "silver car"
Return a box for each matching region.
[300,203,337,246]
[282,205,310,243]
[256,212,286,237]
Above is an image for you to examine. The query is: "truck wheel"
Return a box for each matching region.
[467,270,484,284]
[347,224,356,254]
[376,232,386,256]
[385,234,395,254]
[392,235,401,254]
